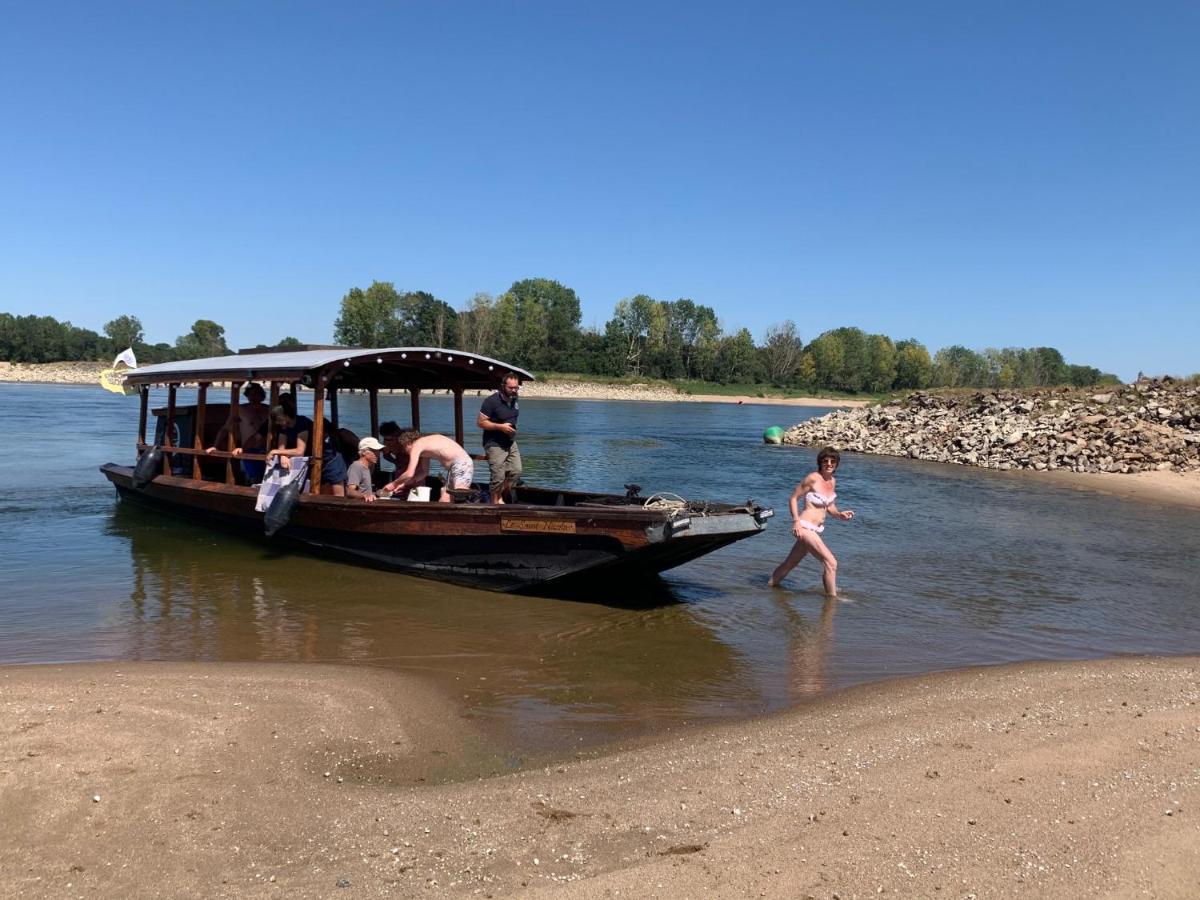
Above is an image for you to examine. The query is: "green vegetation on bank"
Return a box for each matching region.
[3,275,1122,391]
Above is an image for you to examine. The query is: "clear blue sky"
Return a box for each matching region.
[2,1,1196,381]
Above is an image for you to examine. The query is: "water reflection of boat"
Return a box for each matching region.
[100,348,772,595]
[105,504,751,750]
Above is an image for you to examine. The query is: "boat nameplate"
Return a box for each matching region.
[501,517,577,534]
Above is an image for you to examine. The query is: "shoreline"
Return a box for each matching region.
[1012,465,1200,511]
[0,361,869,408]
[4,655,1198,896]
[9,365,1197,507]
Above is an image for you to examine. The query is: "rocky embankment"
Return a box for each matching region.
[784,379,1200,474]
[0,361,107,383]
[522,380,687,402]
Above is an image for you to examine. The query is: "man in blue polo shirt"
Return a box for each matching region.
[476,372,522,503]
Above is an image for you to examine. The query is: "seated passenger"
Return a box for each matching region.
[379,421,405,466]
[347,437,384,503]
[383,431,473,503]
[266,394,347,496]
[205,382,269,484]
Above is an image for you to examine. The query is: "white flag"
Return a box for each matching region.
[112,347,138,369]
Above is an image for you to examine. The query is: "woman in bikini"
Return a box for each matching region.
[768,446,855,596]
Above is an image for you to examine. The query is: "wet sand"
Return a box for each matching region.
[1009,468,1200,512]
[4,657,1199,897]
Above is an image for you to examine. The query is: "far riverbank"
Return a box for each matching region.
[0,360,868,407]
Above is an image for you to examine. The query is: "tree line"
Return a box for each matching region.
[0,313,300,367]
[1,276,1117,391]
[330,279,1117,390]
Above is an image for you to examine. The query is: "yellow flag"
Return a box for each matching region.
[99,368,136,395]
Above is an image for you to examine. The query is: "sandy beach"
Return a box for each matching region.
[1021,468,1200,511]
[3,657,1198,898]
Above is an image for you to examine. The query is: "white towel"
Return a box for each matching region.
[255,457,310,512]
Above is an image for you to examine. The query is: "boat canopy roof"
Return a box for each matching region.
[123,347,535,391]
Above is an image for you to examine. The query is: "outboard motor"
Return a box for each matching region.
[264,479,301,538]
[132,447,163,489]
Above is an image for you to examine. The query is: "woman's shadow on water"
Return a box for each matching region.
[773,594,840,698]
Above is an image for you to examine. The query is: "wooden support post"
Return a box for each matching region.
[164,384,177,476]
[310,381,326,493]
[453,387,464,447]
[369,387,379,438]
[138,387,149,448]
[409,388,421,431]
[194,383,208,479]
[267,382,280,456]
[226,382,240,485]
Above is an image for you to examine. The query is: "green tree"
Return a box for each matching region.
[864,334,898,392]
[489,292,520,362]
[931,346,989,387]
[244,337,305,353]
[894,339,932,389]
[806,330,845,390]
[396,291,460,347]
[141,342,176,364]
[1065,364,1105,387]
[508,278,582,370]
[761,320,804,384]
[605,295,656,375]
[796,351,817,386]
[333,281,402,347]
[512,296,548,367]
[829,327,869,391]
[664,299,719,379]
[0,313,15,360]
[1029,347,1067,386]
[459,292,496,355]
[175,320,230,359]
[565,327,608,374]
[0,314,103,362]
[715,328,760,383]
[103,315,144,352]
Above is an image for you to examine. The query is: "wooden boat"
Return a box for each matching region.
[99,347,773,594]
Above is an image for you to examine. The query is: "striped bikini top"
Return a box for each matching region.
[804,491,836,508]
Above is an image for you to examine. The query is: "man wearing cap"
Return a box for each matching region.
[347,436,385,502]
[206,382,269,484]
[476,372,522,503]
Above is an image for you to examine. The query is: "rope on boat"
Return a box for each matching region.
[642,492,688,511]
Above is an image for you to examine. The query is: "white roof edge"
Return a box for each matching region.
[127,347,535,382]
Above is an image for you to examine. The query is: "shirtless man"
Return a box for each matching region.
[383,431,474,503]
[205,382,269,483]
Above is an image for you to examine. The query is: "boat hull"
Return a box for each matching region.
[101,464,768,594]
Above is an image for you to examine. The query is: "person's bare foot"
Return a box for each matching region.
[767,577,779,587]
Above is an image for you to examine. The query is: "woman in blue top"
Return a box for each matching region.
[768,447,855,596]
[266,394,348,495]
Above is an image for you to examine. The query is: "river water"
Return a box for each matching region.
[2,383,1199,757]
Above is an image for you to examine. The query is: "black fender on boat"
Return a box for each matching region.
[132,447,163,489]
[264,480,301,537]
